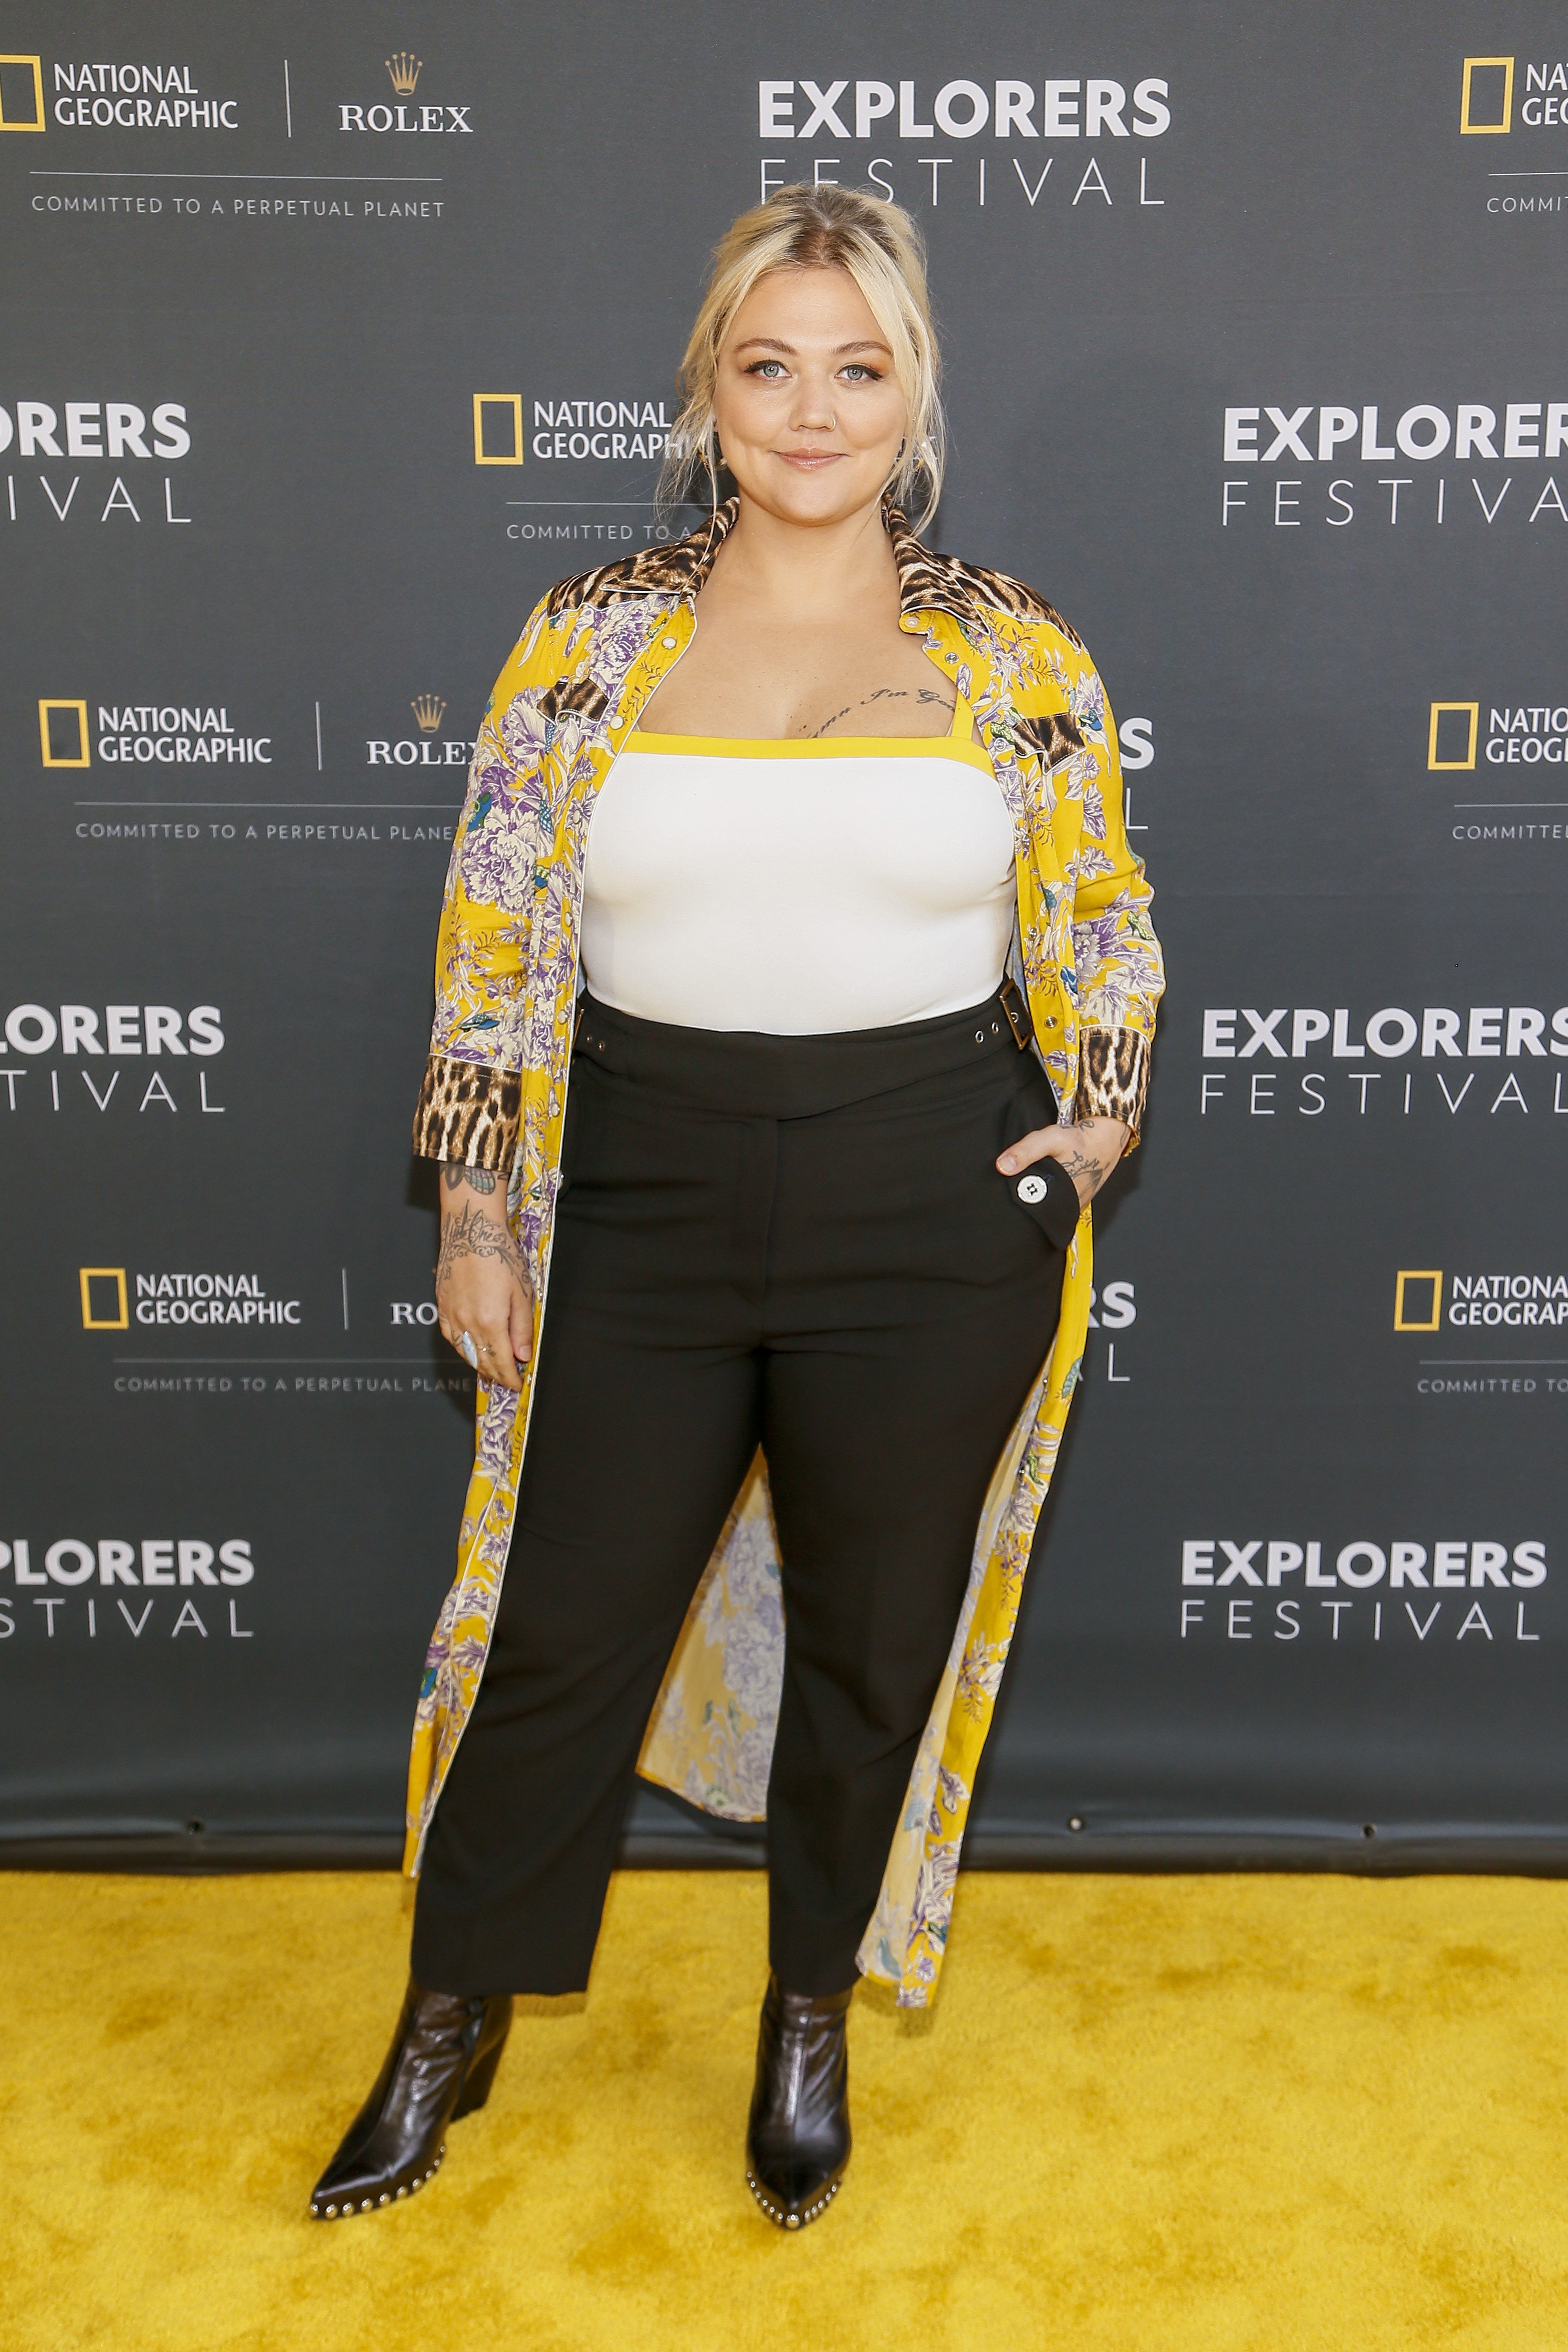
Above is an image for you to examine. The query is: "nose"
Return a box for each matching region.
[787,367,838,434]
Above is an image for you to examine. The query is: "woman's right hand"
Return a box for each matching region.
[435,1164,534,1393]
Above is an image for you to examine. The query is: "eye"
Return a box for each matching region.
[744,359,788,380]
[839,364,883,384]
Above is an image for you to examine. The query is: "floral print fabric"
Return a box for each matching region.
[404,505,1163,2006]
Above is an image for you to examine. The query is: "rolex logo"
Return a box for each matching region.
[410,694,446,734]
[386,52,422,96]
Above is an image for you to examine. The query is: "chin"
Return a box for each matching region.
[755,467,885,524]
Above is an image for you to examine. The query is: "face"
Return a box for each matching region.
[710,264,909,527]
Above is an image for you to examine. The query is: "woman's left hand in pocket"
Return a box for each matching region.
[997,1115,1130,1207]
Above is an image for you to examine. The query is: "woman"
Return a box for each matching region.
[312,183,1161,2231]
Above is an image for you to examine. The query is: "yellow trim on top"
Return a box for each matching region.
[622,730,994,774]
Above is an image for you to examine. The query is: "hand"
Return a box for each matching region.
[997,1115,1129,1209]
[435,1164,534,1393]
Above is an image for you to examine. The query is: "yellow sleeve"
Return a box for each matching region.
[410,597,558,1168]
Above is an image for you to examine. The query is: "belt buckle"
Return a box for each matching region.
[998,977,1034,1052]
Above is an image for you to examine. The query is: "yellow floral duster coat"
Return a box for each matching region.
[407,500,1163,2005]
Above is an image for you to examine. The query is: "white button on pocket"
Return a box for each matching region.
[661,636,678,649]
[1017,1174,1048,1203]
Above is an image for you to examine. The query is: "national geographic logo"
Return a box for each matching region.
[0,1534,255,1645]
[473,395,677,467]
[1386,1271,1568,1406]
[0,58,238,133]
[0,1001,225,1119]
[338,52,474,135]
[1461,57,1568,135]
[1459,58,1568,216]
[1430,701,1568,771]
[1395,1269,1568,1333]
[755,73,1171,212]
[80,1269,303,1331]
[39,700,270,768]
[1198,998,1568,1122]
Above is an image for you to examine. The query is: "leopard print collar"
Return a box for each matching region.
[544,497,1073,641]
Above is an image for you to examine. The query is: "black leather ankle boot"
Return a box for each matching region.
[744,1972,853,2229]
[310,1978,512,2219]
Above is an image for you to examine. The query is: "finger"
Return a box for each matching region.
[509,1286,533,1365]
[472,1320,514,1370]
[997,1127,1066,1175]
[474,1335,522,1392]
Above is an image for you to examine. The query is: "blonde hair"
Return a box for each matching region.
[661,183,945,533]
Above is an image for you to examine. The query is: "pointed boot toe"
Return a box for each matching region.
[744,1972,852,2230]
[309,1979,511,2219]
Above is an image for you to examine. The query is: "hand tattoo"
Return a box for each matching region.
[443,1162,498,1194]
[437,1202,529,1289]
[1060,1147,1103,1187]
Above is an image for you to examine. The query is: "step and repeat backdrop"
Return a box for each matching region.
[2,2,1565,1869]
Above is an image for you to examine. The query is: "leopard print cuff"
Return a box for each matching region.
[1075,1026,1150,1141]
[412,1054,522,1169]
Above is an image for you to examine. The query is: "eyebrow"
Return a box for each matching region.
[731,336,892,356]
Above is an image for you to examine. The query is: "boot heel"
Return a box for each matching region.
[452,2031,507,2118]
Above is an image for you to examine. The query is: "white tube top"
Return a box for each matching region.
[580,717,1016,1035]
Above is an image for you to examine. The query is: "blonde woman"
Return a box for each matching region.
[312,183,1162,2231]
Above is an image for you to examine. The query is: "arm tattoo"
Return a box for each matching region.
[437,1202,529,1288]
[443,1161,498,1194]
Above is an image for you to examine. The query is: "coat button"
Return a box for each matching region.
[661,636,678,649]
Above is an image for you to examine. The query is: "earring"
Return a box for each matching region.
[894,436,907,463]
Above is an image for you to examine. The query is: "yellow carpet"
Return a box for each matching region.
[6,1870,1567,2352]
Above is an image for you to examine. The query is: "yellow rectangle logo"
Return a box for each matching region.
[0,56,45,131]
[39,699,90,766]
[473,394,523,465]
[80,1268,129,1330]
[1461,56,1514,134]
[1428,700,1478,770]
[1394,1271,1443,1332]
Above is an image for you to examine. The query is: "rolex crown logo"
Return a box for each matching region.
[386,52,422,96]
[411,694,446,734]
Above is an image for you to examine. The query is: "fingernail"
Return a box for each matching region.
[999,1154,1016,1172]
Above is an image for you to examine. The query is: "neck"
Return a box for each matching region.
[711,490,899,610]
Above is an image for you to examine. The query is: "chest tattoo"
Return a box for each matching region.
[807,685,956,740]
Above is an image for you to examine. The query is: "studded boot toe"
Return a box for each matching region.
[744,1972,852,2230]
[310,1977,511,2220]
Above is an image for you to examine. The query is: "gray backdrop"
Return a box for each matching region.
[3,2,1564,1872]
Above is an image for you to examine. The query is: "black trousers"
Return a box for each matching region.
[411,993,1062,1998]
